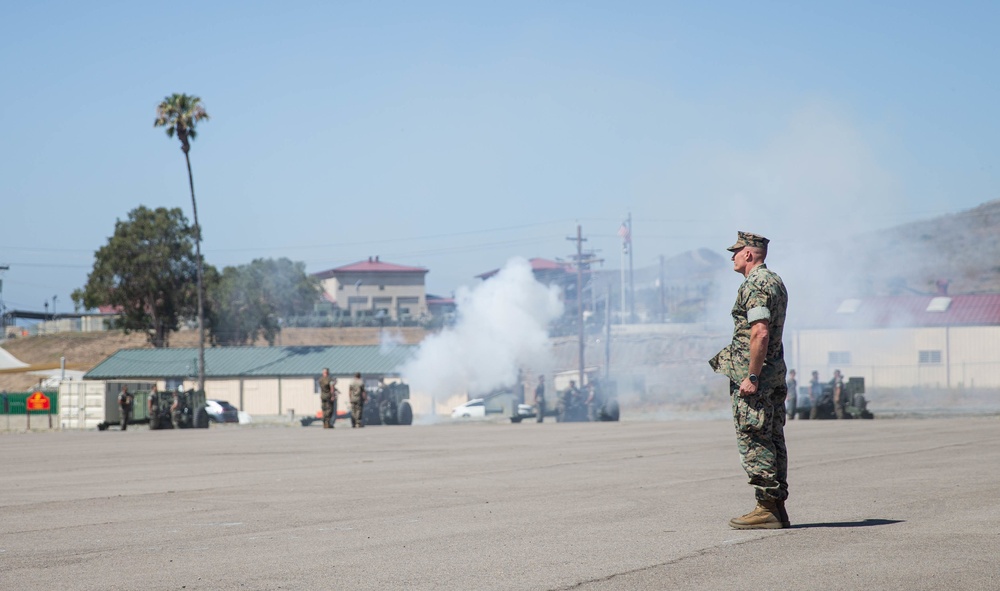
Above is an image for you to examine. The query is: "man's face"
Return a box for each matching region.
[322,369,329,377]
[731,247,748,274]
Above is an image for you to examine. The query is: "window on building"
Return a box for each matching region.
[919,350,942,364]
[828,351,851,365]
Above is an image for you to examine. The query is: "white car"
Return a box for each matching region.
[205,399,239,423]
[451,399,486,419]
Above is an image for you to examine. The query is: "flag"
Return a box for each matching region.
[618,222,631,253]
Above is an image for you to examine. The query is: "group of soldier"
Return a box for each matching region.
[318,368,367,429]
[786,368,861,420]
[532,375,605,423]
[114,384,195,430]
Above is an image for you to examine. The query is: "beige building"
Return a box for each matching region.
[313,256,429,321]
[789,294,1000,389]
[79,345,419,420]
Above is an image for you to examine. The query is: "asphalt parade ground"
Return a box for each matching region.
[2,416,999,591]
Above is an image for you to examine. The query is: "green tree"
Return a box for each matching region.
[72,206,204,347]
[155,93,210,389]
[208,258,322,346]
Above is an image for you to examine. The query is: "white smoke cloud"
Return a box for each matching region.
[379,328,406,353]
[399,257,564,415]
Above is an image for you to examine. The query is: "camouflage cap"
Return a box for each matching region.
[727,231,770,252]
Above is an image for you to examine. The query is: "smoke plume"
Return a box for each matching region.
[399,257,564,416]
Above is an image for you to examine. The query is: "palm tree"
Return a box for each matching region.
[154,93,210,392]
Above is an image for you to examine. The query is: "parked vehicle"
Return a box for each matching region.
[451,398,486,419]
[205,399,239,423]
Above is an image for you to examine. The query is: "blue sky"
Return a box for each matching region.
[2,1,997,317]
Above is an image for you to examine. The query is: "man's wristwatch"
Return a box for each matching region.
[748,373,758,385]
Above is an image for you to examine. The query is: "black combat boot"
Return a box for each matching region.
[776,500,791,528]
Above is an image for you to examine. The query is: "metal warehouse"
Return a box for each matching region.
[83,345,418,417]
[789,294,1000,389]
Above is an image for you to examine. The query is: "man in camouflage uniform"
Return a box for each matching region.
[117,386,134,431]
[808,370,822,419]
[785,369,798,420]
[534,375,546,423]
[349,372,367,428]
[709,231,790,529]
[830,369,846,419]
[171,386,184,429]
[318,368,338,429]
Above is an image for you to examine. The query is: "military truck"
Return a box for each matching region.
[795,377,872,420]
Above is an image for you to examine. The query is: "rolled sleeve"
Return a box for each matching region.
[747,306,771,323]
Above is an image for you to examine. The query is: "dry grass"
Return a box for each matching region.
[0,327,427,392]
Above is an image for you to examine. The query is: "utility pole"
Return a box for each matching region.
[628,212,635,323]
[659,255,666,323]
[605,284,612,380]
[566,227,604,386]
[0,265,8,333]
[567,225,587,387]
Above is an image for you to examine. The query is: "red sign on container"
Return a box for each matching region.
[27,391,51,411]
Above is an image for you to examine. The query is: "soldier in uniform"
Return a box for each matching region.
[117,385,134,431]
[171,386,183,429]
[808,371,822,419]
[785,370,797,420]
[709,231,790,529]
[148,385,160,429]
[585,382,598,421]
[318,368,338,429]
[558,380,579,422]
[830,369,846,419]
[349,372,367,428]
[534,375,546,423]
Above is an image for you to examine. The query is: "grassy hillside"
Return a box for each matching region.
[851,198,1000,295]
[0,327,427,391]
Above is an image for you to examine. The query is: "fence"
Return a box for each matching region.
[789,361,1000,390]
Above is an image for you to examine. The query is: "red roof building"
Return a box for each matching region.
[811,294,1000,328]
[312,256,429,321]
[792,294,1000,389]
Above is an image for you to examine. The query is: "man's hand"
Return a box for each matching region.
[738,377,758,397]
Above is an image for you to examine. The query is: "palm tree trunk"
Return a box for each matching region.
[185,151,206,392]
